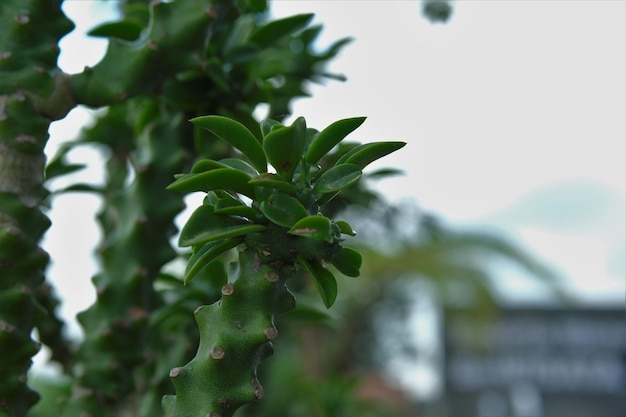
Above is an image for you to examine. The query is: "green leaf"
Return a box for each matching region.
[223,14,256,55]
[184,238,242,284]
[248,14,314,48]
[331,247,362,277]
[167,168,255,198]
[88,19,144,41]
[191,116,267,173]
[289,216,332,241]
[335,220,357,236]
[245,0,268,13]
[260,119,283,138]
[211,194,256,219]
[366,167,405,179]
[305,117,367,164]
[53,184,101,194]
[312,163,362,194]
[301,259,337,308]
[249,173,298,195]
[262,117,306,181]
[214,206,258,219]
[190,159,227,174]
[45,161,86,180]
[336,141,406,169]
[218,158,259,177]
[179,205,266,247]
[259,192,308,227]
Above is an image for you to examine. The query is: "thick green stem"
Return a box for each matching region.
[163,247,296,417]
[0,2,74,415]
[60,104,187,416]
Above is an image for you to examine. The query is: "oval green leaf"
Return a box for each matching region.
[88,19,144,41]
[289,215,332,241]
[190,159,227,174]
[331,247,362,277]
[218,158,259,177]
[262,117,306,181]
[249,173,298,195]
[179,205,266,247]
[301,259,337,309]
[312,163,362,194]
[190,115,267,173]
[305,117,367,164]
[260,119,282,138]
[184,238,243,284]
[167,168,255,198]
[335,220,357,236]
[248,14,314,48]
[259,192,308,227]
[336,141,406,169]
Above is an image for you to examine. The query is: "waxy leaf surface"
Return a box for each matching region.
[249,173,298,195]
[259,192,308,227]
[312,163,361,194]
[262,117,306,181]
[305,117,366,164]
[301,259,337,308]
[335,220,357,236]
[289,216,332,241]
[331,247,362,277]
[179,205,265,247]
[337,141,406,169]
[191,115,267,173]
[167,168,255,198]
[184,238,243,284]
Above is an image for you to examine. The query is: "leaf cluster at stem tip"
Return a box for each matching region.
[168,115,405,307]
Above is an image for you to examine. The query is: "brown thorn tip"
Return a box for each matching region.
[210,347,225,360]
[264,271,279,282]
[169,367,182,378]
[264,326,278,340]
[222,283,234,296]
[253,379,264,400]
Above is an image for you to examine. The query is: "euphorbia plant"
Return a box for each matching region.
[162,115,405,416]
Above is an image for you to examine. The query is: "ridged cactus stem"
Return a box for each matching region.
[163,246,297,417]
[0,1,74,414]
[61,105,187,416]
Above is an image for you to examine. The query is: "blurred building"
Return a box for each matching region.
[443,308,626,417]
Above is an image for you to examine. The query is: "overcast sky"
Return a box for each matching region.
[45,1,625,340]
[269,1,626,304]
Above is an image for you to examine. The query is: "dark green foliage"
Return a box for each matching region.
[0,1,74,415]
[40,1,353,415]
[164,116,404,415]
[58,103,187,416]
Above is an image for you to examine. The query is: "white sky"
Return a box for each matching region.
[268,1,626,304]
[44,0,625,340]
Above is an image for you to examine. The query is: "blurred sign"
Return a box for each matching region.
[443,308,626,417]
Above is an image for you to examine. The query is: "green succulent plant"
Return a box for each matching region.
[162,115,405,416]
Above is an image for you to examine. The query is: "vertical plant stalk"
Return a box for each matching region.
[162,116,404,416]
[59,1,352,414]
[60,104,187,416]
[0,1,74,415]
[163,247,297,417]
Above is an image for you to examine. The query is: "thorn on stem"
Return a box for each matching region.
[222,283,234,296]
[264,326,278,340]
[210,346,225,360]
